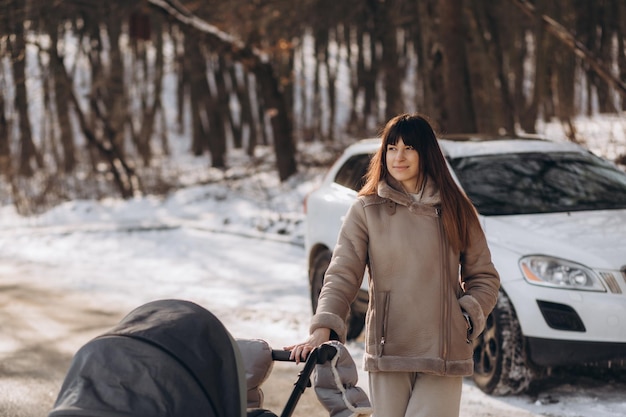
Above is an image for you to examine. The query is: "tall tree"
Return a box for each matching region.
[378,0,404,121]
[0,69,9,175]
[47,14,77,173]
[439,0,476,133]
[413,0,446,124]
[9,0,42,176]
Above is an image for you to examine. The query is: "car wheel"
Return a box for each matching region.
[309,249,365,341]
[472,291,538,395]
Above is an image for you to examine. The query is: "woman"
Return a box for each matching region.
[286,113,500,417]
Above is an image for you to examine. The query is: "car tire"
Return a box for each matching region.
[310,249,365,341]
[472,291,539,395]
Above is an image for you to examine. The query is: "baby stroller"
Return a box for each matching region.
[48,299,370,417]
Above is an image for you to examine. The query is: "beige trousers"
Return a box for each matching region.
[368,371,463,417]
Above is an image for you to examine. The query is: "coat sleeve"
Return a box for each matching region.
[458,219,501,339]
[310,199,369,343]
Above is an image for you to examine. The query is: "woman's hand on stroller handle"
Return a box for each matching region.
[283,327,331,364]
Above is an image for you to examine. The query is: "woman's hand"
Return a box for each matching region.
[283,327,331,364]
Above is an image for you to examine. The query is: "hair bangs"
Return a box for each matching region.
[384,116,435,154]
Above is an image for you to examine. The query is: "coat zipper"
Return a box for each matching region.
[436,208,450,370]
[380,292,390,356]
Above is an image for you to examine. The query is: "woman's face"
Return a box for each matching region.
[385,138,421,192]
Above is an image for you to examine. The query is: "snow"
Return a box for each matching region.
[3,26,625,415]
[1,142,625,416]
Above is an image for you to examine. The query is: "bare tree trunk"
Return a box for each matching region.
[0,74,10,175]
[254,77,270,147]
[415,0,445,124]
[39,45,61,168]
[226,60,244,149]
[183,32,212,157]
[314,28,327,140]
[439,0,476,133]
[591,2,614,113]
[347,24,365,136]
[469,0,516,134]
[378,0,404,121]
[554,8,578,141]
[231,63,257,154]
[133,19,165,166]
[10,2,42,177]
[245,74,260,155]
[519,1,547,133]
[215,55,238,152]
[174,26,186,133]
[102,4,128,157]
[326,27,338,139]
[276,42,296,142]
[618,1,626,93]
[49,21,77,173]
[84,14,104,171]
[0,0,10,176]
[208,54,228,169]
[253,62,297,181]
[510,8,529,132]
[353,6,378,130]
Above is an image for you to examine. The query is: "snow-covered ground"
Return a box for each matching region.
[1,152,625,416]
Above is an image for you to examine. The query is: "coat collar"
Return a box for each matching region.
[377,176,441,208]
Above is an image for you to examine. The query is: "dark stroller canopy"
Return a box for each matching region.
[49,299,246,417]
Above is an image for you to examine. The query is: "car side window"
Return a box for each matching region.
[334,154,372,192]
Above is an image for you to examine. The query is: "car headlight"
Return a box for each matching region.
[519,256,606,292]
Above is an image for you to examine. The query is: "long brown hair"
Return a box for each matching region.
[359,113,478,251]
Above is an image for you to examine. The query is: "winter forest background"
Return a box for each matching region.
[1,0,625,215]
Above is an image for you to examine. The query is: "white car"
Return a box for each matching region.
[304,135,626,395]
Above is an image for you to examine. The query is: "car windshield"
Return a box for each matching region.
[449,151,626,215]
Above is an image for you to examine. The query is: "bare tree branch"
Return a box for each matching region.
[513,0,626,100]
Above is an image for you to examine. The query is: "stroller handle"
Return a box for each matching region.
[271,349,294,362]
[271,344,337,364]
